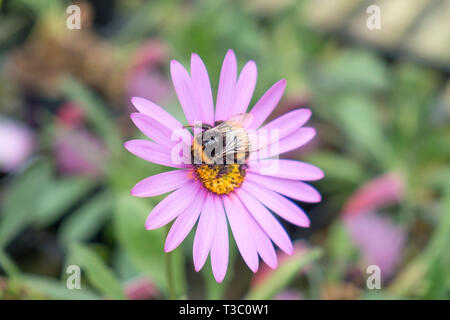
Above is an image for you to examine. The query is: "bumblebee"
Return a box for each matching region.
[191,113,254,180]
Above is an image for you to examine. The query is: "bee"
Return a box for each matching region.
[190,113,255,179]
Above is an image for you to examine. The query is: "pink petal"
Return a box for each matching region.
[248,159,324,181]
[236,188,293,254]
[131,169,193,197]
[344,212,405,279]
[342,172,405,218]
[260,108,311,140]
[170,60,200,124]
[230,60,257,116]
[124,139,187,168]
[190,53,214,125]
[130,97,183,132]
[247,212,278,269]
[246,172,321,203]
[252,127,316,160]
[223,194,259,272]
[130,113,179,147]
[241,181,310,227]
[145,181,200,229]
[193,193,216,271]
[164,191,206,252]
[215,50,237,122]
[249,79,286,129]
[210,196,229,283]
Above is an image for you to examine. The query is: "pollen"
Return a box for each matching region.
[195,164,245,195]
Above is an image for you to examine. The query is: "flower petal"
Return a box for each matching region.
[124,139,187,168]
[191,53,214,125]
[260,108,311,140]
[248,159,324,181]
[165,191,206,252]
[223,194,259,272]
[252,127,316,160]
[145,181,200,229]
[193,193,216,271]
[230,60,257,116]
[170,60,200,124]
[131,169,193,197]
[246,172,321,203]
[249,219,278,269]
[130,113,179,147]
[215,50,237,122]
[236,188,293,254]
[241,181,310,227]
[249,79,286,129]
[131,97,183,132]
[210,196,229,283]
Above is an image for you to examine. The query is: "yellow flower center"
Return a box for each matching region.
[195,164,245,195]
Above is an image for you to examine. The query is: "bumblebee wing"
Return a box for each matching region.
[215,113,254,131]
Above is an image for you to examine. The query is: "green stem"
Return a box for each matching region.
[165,225,176,300]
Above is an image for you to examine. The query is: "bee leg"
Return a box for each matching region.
[215,165,229,180]
[239,164,247,177]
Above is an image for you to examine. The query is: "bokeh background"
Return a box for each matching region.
[0,0,449,300]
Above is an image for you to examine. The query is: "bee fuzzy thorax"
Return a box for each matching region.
[195,164,245,195]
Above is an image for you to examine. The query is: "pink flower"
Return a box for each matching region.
[126,40,171,108]
[274,290,304,300]
[0,117,34,172]
[124,50,323,282]
[53,126,106,177]
[124,276,158,300]
[53,102,107,177]
[342,172,405,218]
[344,212,406,279]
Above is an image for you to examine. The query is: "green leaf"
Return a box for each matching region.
[114,193,186,297]
[388,175,450,298]
[34,177,95,227]
[0,249,20,278]
[69,243,125,299]
[326,222,358,281]
[0,160,52,248]
[246,248,322,300]
[333,94,393,167]
[58,191,112,245]
[304,151,367,184]
[61,77,122,156]
[20,274,100,300]
[316,50,389,93]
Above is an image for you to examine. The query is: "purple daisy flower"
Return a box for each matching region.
[124,49,323,283]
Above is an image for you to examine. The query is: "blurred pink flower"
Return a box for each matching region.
[124,276,158,300]
[56,101,85,127]
[344,212,406,279]
[53,102,106,177]
[53,125,106,177]
[274,289,304,300]
[342,172,405,217]
[126,40,171,108]
[0,117,34,172]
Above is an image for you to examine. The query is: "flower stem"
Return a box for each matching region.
[165,225,176,300]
